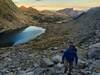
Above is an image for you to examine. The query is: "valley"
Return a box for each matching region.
[0,0,100,75]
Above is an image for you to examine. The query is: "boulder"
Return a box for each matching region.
[55,63,64,71]
[92,60,100,72]
[18,71,34,75]
[88,43,100,59]
[78,59,87,69]
[52,55,62,64]
[92,73,100,75]
[5,72,14,75]
[80,70,92,75]
[50,47,58,51]
[40,58,54,68]
[96,73,100,75]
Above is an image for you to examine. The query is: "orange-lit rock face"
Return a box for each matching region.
[20,6,40,17]
[20,6,28,11]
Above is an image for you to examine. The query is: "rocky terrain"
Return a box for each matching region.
[0,43,100,75]
[0,0,100,75]
[15,7,100,75]
[69,7,100,49]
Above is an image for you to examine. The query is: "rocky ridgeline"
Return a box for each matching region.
[0,0,34,32]
[0,43,100,75]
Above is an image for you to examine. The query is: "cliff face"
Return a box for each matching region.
[0,0,33,32]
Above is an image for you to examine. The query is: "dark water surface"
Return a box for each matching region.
[0,26,46,47]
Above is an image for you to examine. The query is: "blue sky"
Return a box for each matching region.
[13,0,100,10]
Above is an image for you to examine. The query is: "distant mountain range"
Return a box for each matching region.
[40,10,67,16]
[57,8,84,18]
[20,7,85,18]
[20,6,69,17]
[20,6,71,23]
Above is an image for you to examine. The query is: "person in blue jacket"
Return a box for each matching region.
[62,42,78,75]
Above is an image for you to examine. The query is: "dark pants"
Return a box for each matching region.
[64,60,73,74]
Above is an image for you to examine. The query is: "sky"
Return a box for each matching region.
[13,0,100,11]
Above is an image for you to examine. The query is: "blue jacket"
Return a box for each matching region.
[62,46,78,65]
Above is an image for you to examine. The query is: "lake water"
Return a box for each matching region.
[13,26,46,46]
[0,26,46,47]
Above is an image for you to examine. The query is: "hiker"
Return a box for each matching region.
[62,42,78,75]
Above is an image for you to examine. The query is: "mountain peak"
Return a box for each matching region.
[87,7,100,15]
[20,6,39,15]
[57,8,84,18]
